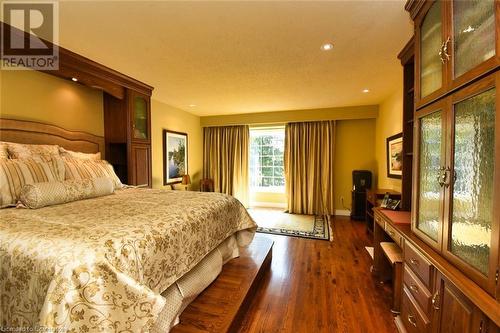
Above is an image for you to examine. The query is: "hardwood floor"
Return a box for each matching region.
[236,216,397,333]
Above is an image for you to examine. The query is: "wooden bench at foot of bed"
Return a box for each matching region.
[171,234,273,333]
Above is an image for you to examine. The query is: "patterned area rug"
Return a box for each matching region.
[248,208,331,241]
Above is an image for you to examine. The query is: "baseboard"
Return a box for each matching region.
[250,202,286,209]
[334,209,351,216]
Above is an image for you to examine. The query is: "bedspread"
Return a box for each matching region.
[0,189,256,332]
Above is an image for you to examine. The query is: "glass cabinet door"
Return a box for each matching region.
[132,96,149,140]
[416,110,445,244]
[420,1,443,98]
[452,0,495,79]
[449,87,495,276]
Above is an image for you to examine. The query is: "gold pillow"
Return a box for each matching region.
[0,159,64,208]
[59,147,101,160]
[63,158,123,189]
[6,142,60,162]
[0,142,8,159]
[19,177,114,209]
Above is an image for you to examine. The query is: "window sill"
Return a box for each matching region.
[251,187,285,194]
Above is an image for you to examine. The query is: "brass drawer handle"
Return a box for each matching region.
[408,314,417,327]
[409,284,419,294]
[410,258,419,266]
[432,291,440,310]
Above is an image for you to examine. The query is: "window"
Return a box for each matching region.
[249,127,285,192]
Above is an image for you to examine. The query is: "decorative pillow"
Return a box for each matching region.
[6,142,60,162]
[0,142,8,159]
[0,159,63,208]
[63,158,123,189]
[19,177,114,209]
[59,147,101,160]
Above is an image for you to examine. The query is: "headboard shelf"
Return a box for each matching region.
[0,118,104,154]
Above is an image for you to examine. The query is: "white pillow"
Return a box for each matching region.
[59,147,101,160]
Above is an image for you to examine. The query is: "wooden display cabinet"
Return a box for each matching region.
[104,88,153,187]
[411,0,499,109]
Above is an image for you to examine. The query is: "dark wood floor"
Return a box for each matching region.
[236,217,398,333]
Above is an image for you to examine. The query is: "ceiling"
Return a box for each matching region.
[56,1,413,116]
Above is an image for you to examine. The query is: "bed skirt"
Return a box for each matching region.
[151,234,240,332]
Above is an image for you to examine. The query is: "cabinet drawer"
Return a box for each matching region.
[403,265,432,315]
[401,286,430,333]
[385,222,403,248]
[374,213,385,228]
[404,242,433,289]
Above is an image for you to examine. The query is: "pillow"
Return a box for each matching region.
[59,147,101,160]
[19,177,114,209]
[6,142,60,162]
[0,159,63,208]
[0,142,8,159]
[63,158,123,189]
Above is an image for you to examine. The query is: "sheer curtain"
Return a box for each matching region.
[284,120,336,215]
[203,125,249,207]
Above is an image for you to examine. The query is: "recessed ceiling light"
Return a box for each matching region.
[362,89,370,93]
[71,77,78,82]
[321,43,334,51]
[189,104,196,107]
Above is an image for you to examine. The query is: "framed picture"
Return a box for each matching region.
[386,133,403,179]
[163,129,188,185]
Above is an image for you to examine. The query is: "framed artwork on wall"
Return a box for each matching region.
[163,129,188,185]
[386,133,403,179]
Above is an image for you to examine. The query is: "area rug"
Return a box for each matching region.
[248,208,331,241]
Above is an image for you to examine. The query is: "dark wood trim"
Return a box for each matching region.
[1,22,153,98]
[162,129,189,186]
[400,37,415,211]
[404,0,426,20]
[397,36,415,65]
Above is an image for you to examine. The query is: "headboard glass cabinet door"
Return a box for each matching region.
[130,92,150,141]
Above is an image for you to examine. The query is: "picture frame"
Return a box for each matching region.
[163,129,188,185]
[386,133,403,179]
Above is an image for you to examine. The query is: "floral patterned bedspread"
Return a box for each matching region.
[0,188,256,332]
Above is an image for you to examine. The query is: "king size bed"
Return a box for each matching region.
[0,119,258,333]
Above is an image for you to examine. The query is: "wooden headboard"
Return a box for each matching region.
[0,118,104,154]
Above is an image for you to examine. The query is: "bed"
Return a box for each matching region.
[0,119,257,332]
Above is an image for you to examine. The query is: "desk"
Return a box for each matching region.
[372,208,500,333]
[372,209,410,314]
[365,189,401,233]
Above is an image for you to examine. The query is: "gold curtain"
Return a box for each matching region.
[284,120,336,215]
[203,125,249,207]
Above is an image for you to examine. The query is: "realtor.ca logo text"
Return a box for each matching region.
[1,1,59,70]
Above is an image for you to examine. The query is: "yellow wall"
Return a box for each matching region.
[334,119,376,212]
[201,105,378,127]
[375,88,403,191]
[0,70,203,191]
[0,70,104,136]
[151,100,203,191]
